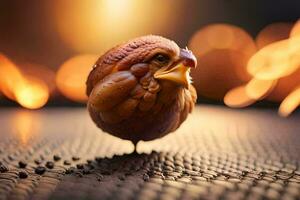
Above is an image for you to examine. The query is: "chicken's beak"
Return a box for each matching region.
[154,48,197,88]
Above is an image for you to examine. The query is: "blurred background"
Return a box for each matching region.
[0,0,300,116]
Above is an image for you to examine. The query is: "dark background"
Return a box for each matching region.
[0,0,300,107]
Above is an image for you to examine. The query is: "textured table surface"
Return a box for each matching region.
[0,105,299,200]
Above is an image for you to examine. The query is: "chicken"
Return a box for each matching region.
[86,35,197,145]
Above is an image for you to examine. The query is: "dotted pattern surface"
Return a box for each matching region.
[0,106,299,200]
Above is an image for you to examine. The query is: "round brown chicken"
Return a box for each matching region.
[86,35,197,144]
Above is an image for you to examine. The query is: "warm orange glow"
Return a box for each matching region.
[224,85,256,108]
[0,54,50,109]
[245,79,277,100]
[15,77,49,109]
[278,87,300,117]
[290,20,300,37]
[191,49,252,100]
[189,24,256,100]
[224,78,277,108]
[252,22,300,102]
[51,0,181,53]
[20,62,56,94]
[267,68,300,102]
[189,24,256,58]
[247,37,300,80]
[256,22,293,49]
[12,111,40,145]
[0,54,24,100]
[56,54,98,103]
[225,21,300,116]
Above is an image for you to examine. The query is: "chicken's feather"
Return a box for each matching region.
[87,35,197,143]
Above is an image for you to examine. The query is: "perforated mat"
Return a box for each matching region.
[0,105,299,200]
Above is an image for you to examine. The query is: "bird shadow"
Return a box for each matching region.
[50,151,206,199]
[62,151,194,183]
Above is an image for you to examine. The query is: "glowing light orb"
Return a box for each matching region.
[247,37,300,80]
[190,49,252,100]
[224,85,256,108]
[223,21,300,116]
[267,69,300,102]
[189,23,256,58]
[290,20,300,38]
[278,87,300,117]
[256,22,293,49]
[15,77,49,109]
[0,54,50,109]
[245,79,277,100]
[0,54,24,100]
[189,24,256,100]
[19,62,56,94]
[56,54,98,103]
[51,0,181,53]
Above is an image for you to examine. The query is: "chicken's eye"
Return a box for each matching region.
[153,54,170,64]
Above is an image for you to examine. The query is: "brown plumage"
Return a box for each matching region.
[86,35,197,144]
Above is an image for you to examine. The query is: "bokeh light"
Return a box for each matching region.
[0,54,24,100]
[224,85,256,108]
[51,0,181,53]
[225,20,300,116]
[189,24,256,100]
[290,20,300,37]
[278,86,300,117]
[1,6,300,117]
[19,62,56,94]
[56,54,98,103]
[14,77,49,109]
[224,78,277,108]
[267,68,300,102]
[247,36,300,80]
[189,24,256,58]
[253,22,300,102]
[0,54,50,109]
[191,49,252,100]
[245,79,277,100]
[256,22,294,49]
